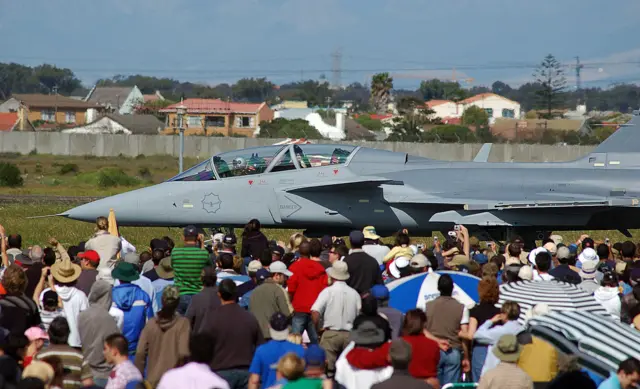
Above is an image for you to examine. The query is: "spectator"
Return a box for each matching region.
[361,226,390,266]
[370,339,433,389]
[400,310,440,387]
[242,219,270,261]
[237,260,263,299]
[328,245,348,264]
[268,353,306,389]
[0,332,22,389]
[548,246,581,284]
[103,334,143,389]
[371,285,403,340]
[249,268,293,340]
[460,277,501,382]
[171,225,210,315]
[143,247,167,282]
[598,357,640,389]
[37,290,64,332]
[35,317,93,389]
[216,253,250,286]
[248,312,304,389]
[0,265,41,334]
[621,283,640,325]
[156,333,229,389]
[319,236,333,262]
[78,280,120,387]
[383,233,414,264]
[579,261,600,294]
[23,246,45,300]
[271,246,285,264]
[84,216,121,274]
[40,355,65,389]
[311,261,361,376]
[44,257,89,348]
[388,257,413,281]
[532,252,554,281]
[23,327,48,368]
[139,251,154,275]
[5,233,23,265]
[135,286,190,387]
[200,279,264,389]
[410,254,430,275]
[185,266,220,334]
[546,355,596,389]
[309,238,330,269]
[288,241,328,344]
[344,231,383,294]
[518,304,558,384]
[150,257,174,312]
[473,301,523,375]
[302,345,328,379]
[75,250,100,297]
[116,253,155,310]
[594,272,622,321]
[477,334,532,389]
[111,262,153,358]
[22,361,54,388]
[424,274,469,385]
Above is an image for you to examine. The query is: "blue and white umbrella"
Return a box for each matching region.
[387,270,481,313]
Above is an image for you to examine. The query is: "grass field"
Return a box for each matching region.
[0,153,200,196]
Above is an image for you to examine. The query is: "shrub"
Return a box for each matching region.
[58,163,79,175]
[97,168,140,188]
[0,162,24,187]
[34,162,42,173]
[138,166,152,179]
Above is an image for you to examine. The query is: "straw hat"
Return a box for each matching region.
[50,258,81,283]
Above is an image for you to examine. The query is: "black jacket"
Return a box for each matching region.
[371,371,433,389]
[344,250,383,294]
[185,287,221,334]
[241,231,269,260]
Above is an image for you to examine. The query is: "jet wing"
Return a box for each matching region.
[282,177,401,193]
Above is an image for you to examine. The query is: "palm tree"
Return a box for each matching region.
[370,73,393,114]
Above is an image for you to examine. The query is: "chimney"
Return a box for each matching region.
[335,111,345,132]
[18,104,26,131]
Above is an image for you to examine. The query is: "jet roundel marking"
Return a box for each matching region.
[202,193,222,214]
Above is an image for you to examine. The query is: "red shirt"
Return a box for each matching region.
[402,335,440,378]
[287,258,328,313]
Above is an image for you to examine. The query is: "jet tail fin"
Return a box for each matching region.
[591,120,639,153]
[473,143,492,162]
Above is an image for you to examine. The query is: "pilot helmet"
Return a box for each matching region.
[232,157,247,169]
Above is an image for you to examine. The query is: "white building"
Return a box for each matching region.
[426,100,460,120]
[458,93,521,121]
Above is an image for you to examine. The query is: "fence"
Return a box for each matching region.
[0,132,597,162]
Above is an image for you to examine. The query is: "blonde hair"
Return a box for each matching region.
[287,334,302,345]
[96,216,109,231]
[288,233,306,252]
[276,353,306,380]
[501,301,521,321]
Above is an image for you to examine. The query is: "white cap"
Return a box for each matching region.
[268,261,293,277]
[518,265,534,281]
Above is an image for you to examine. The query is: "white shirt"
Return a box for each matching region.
[55,286,89,348]
[533,270,554,281]
[362,244,390,266]
[335,342,393,389]
[474,320,523,376]
[157,362,230,389]
[311,281,361,331]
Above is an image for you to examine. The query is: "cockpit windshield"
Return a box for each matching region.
[213,146,284,178]
[168,159,216,182]
[290,144,356,168]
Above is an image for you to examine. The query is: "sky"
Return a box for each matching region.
[1,0,640,90]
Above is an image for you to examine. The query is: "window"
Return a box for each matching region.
[41,110,55,122]
[502,109,515,118]
[484,108,494,118]
[236,116,254,128]
[205,116,225,127]
[213,146,284,178]
[168,159,216,182]
[292,144,357,168]
[187,116,203,128]
[65,112,76,124]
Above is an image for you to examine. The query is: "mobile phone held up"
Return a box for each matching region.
[454,224,461,231]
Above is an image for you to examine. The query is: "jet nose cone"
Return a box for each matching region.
[63,192,139,223]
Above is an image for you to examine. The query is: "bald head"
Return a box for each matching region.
[30,245,44,262]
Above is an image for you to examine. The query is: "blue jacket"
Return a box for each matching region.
[112,283,153,354]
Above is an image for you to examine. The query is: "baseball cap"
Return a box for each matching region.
[43,290,58,307]
[183,225,198,238]
[449,254,470,268]
[247,260,263,273]
[304,344,326,368]
[321,235,333,248]
[212,233,225,244]
[349,230,365,246]
[362,226,380,240]
[223,234,237,245]
[77,250,100,266]
[24,327,49,342]
[269,312,290,341]
[543,242,557,256]
[370,284,390,300]
[272,246,285,256]
[410,254,430,268]
[256,268,271,282]
[557,246,571,260]
[269,261,293,277]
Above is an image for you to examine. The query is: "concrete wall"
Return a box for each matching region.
[0,132,597,162]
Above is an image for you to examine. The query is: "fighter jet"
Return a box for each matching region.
[62,117,640,241]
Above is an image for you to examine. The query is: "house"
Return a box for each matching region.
[459,93,521,121]
[85,86,144,115]
[323,115,376,141]
[61,114,164,135]
[0,94,100,127]
[159,98,274,137]
[143,91,165,103]
[426,100,460,120]
[271,100,308,110]
[0,112,35,131]
[492,118,587,140]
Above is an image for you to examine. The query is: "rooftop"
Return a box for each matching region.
[160,98,264,114]
[425,100,453,108]
[0,113,18,131]
[460,93,518,105]
[12,94,100,109]
[86,86,136,108]
[106,114,165,134]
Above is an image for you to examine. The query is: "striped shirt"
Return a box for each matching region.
[171,246,211,295]
[36,344,93,389]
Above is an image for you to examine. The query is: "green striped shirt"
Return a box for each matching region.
[171,246,211,295]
